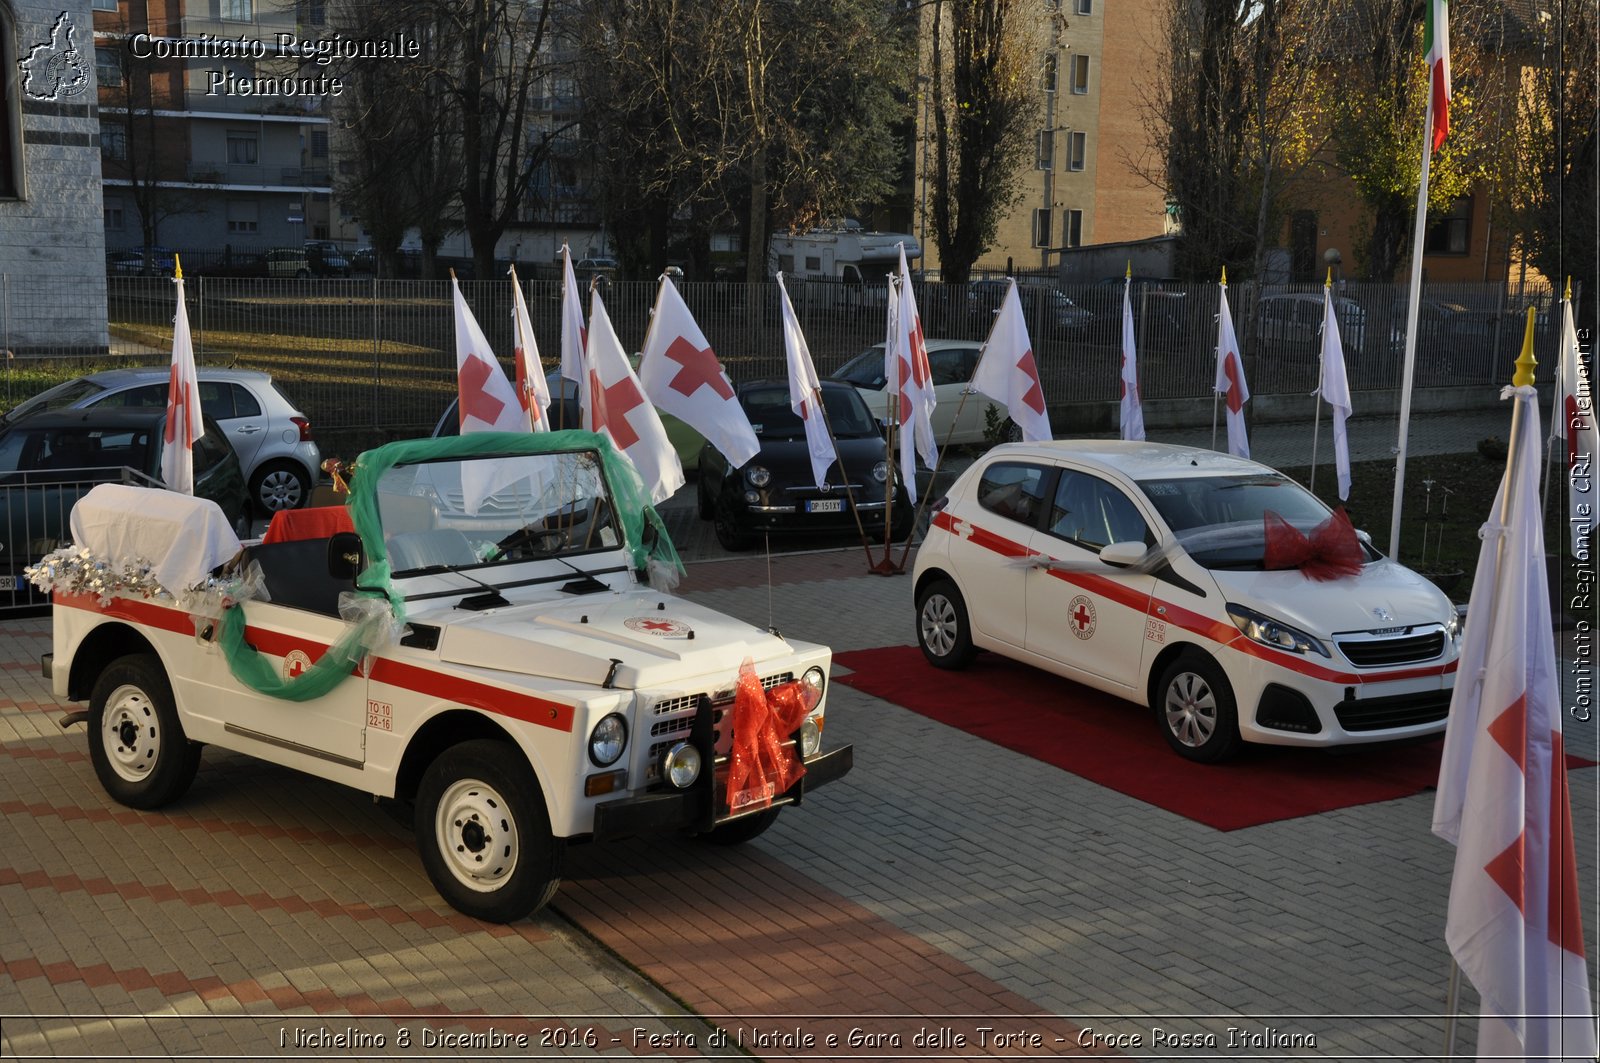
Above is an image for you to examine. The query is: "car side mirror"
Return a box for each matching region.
[1099,541,1148,568]
[327,532,364,580]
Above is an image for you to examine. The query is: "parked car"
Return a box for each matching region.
[830,338,1011,446]
[105,250,146,274]
[696,379,912,550]
[266,247,313,279]
[47,431,851,920]
[303,240,352,277]
[970,280,1093,331]
[912,440,1460,762]
[4,368,321,515]
[433,368,706,471]
[0,408,248,604]
[1255,292,1367,358]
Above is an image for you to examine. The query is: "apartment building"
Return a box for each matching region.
[94,0,334,254]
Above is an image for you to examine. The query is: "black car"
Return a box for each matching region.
[696,380,912,550]
[0,408,249,607]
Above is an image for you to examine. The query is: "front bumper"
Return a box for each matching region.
[1228,648,1455,748]
[592,744,853,841]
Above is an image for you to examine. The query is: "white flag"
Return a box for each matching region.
[161,260,202,496]
[558,244,587,389]
[582,287,684,504]
[776,273,837,490]
[1318,284,1353,500]
[887,244,936,504]
[509,265,551,432]
[451,277,524,434]
[1432,383,1595,1063]
[1214,280,1251,458]
[1119,275,1145,441]
[638,275,758,467]
[1551,292,1598,557]
[970,278,1051,443]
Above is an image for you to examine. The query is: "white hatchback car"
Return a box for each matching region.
[912,440,1461,762]
[5,368,321,515]
[830,338,1010,445]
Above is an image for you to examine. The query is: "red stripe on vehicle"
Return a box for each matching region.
[951,519,1457,686]
[57,594,575,732]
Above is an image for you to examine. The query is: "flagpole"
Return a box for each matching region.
[810,384,876,567]
[874,275,902,575]
[1211,268,1225,452]
[1439,308,1538,1058]
[1309,271,1332,495]
[1387,88,1437,560]
[1541,278,1571,520]
[897,374,977,573]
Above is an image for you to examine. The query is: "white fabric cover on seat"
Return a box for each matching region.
[69,483,243,595]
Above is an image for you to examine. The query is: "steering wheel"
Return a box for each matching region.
[495,525,568,557]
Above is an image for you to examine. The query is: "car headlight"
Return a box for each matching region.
[1225,604,1330,658]
[745,465,772,488]
[798,666,826,711]
[798,717,821,757]
[1445,610,1461,643]
[872,461,889,483]
[588,713,627,766]
[661,741,701,788]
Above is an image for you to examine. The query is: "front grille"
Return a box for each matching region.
[1334,688,1452,732]
[641,671,794,784]
[1336,629,1446,667]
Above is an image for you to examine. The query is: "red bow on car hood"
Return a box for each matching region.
[725,659,809,814]
[1262,507,1364,581]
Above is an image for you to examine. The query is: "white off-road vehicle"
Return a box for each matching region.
[41,432,851,922]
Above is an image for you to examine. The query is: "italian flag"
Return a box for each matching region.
[1425,0,1451,151]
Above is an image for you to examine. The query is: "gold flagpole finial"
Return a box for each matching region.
[173,254,183,280]
[1325,267,1333,288]
[1220,266,1228,286]
[1565,276,1573,301]
[1512,306,1538,387]
[448,267,457,281]
[1125,260,1132,280]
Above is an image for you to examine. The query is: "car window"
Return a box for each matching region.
[91,383,166,410]
[833,346,887,390]
[1047,469,1149,549]
[740,386,876,440]
[193,427,231,474]
[228,384,262,418]
[975,461,1048,527]
[928,348,969,387]
[197,381,234,419]
[8,378,109,420]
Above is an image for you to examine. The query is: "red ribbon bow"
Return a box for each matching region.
[725,659,809,814]
[1262,507,1364,581]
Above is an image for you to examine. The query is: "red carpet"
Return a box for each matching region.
[834,645,1592,831]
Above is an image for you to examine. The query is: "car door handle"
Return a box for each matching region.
[234,424,263,434]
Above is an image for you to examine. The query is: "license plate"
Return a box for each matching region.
[0,577,15,591]
[806,499,843,514]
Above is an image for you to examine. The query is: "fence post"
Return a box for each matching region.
[372,274,380,434]
[196,274,205,364]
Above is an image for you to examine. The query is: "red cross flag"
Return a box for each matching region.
[1551,284,1598,558]
[1318,277,1353,500]
[1433,361,1595,1062]
[1119,271,1145,441]
[638,274,758,468]
[582,286,684,503]
[161,256,202,496]
[970,278,1051,443]
[509,265,551,432]
[1214,273,1250,458]
[887,243,936,504]
[558,244,587,391]
[451,276,523,433]
[776,272,837,491]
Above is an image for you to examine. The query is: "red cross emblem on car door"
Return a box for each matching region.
[1069,595,1097,640]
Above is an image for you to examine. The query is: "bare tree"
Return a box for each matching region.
[925,0,1039,286]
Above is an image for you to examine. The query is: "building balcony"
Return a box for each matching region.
[184,86,332,120]
[186,161,331,188]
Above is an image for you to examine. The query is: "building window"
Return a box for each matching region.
[220,0,253,20]
[1036,129,1054,170]
[227,133,258,164]
[1033,208,1053,248]
[1071,54,1090,94]
[0,2,21,198]
[104,198,125,229]
[227,199,259,234]
[1069,131,1086,171]
[101,123,127,160]
[1042,54,1057,93]
[96,47,121,88]
[1424,195,1472,255]
[299,0,325,25]
[1076,0,1092,13]
[1065,209,1083,248]
[92,0,119,9]
[310,130,328,157]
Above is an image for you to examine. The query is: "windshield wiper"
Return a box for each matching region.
[415,565,511,611]
[1217,479,1285,490]
[547,553,609,595]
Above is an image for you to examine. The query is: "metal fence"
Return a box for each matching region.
[0,273,1563,459]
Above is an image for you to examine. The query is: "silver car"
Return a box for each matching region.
[3,368,322,514]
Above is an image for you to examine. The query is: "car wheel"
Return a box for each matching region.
[713,494,752,551]
[916,577,976,669]
[699,807,780,845]
[415,740,564,923]
[1155,651,1242,763]
[1002,419,1024,443]
[250,461,309,515]
[88,655,201,810]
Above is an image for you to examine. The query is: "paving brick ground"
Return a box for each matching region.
[3,403,1596,1061]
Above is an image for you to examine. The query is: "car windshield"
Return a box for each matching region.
[1135,473,1364,569]
[374,450,620,576]
[4,379,109,423]
[832,345,887,389]
[0,425,151,474]
[740,386,878,440]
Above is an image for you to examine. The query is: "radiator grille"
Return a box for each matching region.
[1336,629,1445,667]
[641,672,794,784]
